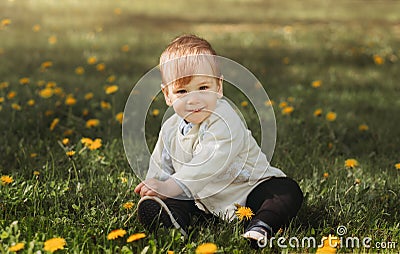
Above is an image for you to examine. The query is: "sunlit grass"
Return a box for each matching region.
[0,0,399,253]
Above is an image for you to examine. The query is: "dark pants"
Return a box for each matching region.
[162,177,303,233]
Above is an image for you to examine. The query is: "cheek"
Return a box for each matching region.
[172,100,185,112]
[205,95,218,107]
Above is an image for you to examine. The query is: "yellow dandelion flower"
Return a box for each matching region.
[63,129,74,136]
[113,8,122,15]
[7,91,16,99]
[8,242,25,252]
[316,246,337,254]
[33,171,40,176]
[45,110,54,116]
[88,138,102,150]
[283,25,293,34]
[107,229,126,240]
[326,112,337,122]
[32,24,41,32]
[43,237,66,253]
[195,243,218,254]
[37,80,46,87]
[11,103,21,111]
[282,57,290,64]
[167,251,174,254]
[316,235,340,253]
[0,81,9,89]
[241,101,248,107]
[127,233,146,243]
[152,109,160,116]
[1,18,11,26]
[101,101,111,109]
[81,137,93,146]
[264,100,274,106]
[373,55,384,65]
[86,119,100,128]
[121,44,130,52]
[345,159,359,169]
[314,108,323,117]
[394,163,400,169]
[84,92,93,100]
[30,153,38,158]
[235,206,254,221]
[65,96,77,106]
[121,177,128,183]
[282,106,294,115]
[66,151,75,157]
[279,101,287,108]
[107,75,116,83]
[53,87,63,96]
[105,85,119,95]
[27,99,35,106]
[39,88,54,99]
[19,77,30,85]
[75,66,85,75]
[41,61,53,70]
[87,56,97,65]
[323,172,329,179]
[115,112,123,124]
[82,108,89,116]
[48,35,57,45]
[358,124,369,132]
[96,63,106,71]
[62,138,69,145]
[123,202,134,210]
[0,97,4,103]
[311,80,322,88]
[50,118,60,131]
[1,175,13,185]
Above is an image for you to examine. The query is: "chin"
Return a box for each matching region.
[186,116,207,124]
[184,112,211,125]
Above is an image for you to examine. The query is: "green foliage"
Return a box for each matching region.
[1,0,400,253]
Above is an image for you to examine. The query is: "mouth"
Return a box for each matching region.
[187,107,205,113]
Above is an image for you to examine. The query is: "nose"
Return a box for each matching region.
[186,91,201,105]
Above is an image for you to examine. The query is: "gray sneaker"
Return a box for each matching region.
[242,219,273,249]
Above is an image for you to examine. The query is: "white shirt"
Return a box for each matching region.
[147,99,286,220]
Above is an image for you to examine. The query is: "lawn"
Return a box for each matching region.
[1,0,399,253]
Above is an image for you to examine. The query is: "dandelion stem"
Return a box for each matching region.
[71,159,79,182]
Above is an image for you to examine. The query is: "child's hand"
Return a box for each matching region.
[134,179,165,199]
[134,178,184,199]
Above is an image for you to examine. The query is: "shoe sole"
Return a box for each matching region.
[137,196,187,236]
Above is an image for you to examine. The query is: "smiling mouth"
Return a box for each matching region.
[188,107,205,113]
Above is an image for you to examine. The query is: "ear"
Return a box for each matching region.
[162,86,173,106]
[217,75,224,98]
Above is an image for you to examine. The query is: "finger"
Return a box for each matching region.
[140,186,149,197]
[134,182,145,193]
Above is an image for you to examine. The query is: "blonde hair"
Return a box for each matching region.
[159,34,221,88]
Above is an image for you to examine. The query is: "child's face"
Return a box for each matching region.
[163,76,223,124]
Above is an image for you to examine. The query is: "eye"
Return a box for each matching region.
[176,89,187,94]
[199,86,209,90]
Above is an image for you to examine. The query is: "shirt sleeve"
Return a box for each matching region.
[146,130,164,180]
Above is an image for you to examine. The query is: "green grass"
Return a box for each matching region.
[1,0,400,253]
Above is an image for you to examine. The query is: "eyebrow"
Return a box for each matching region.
[196,80,209,86]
